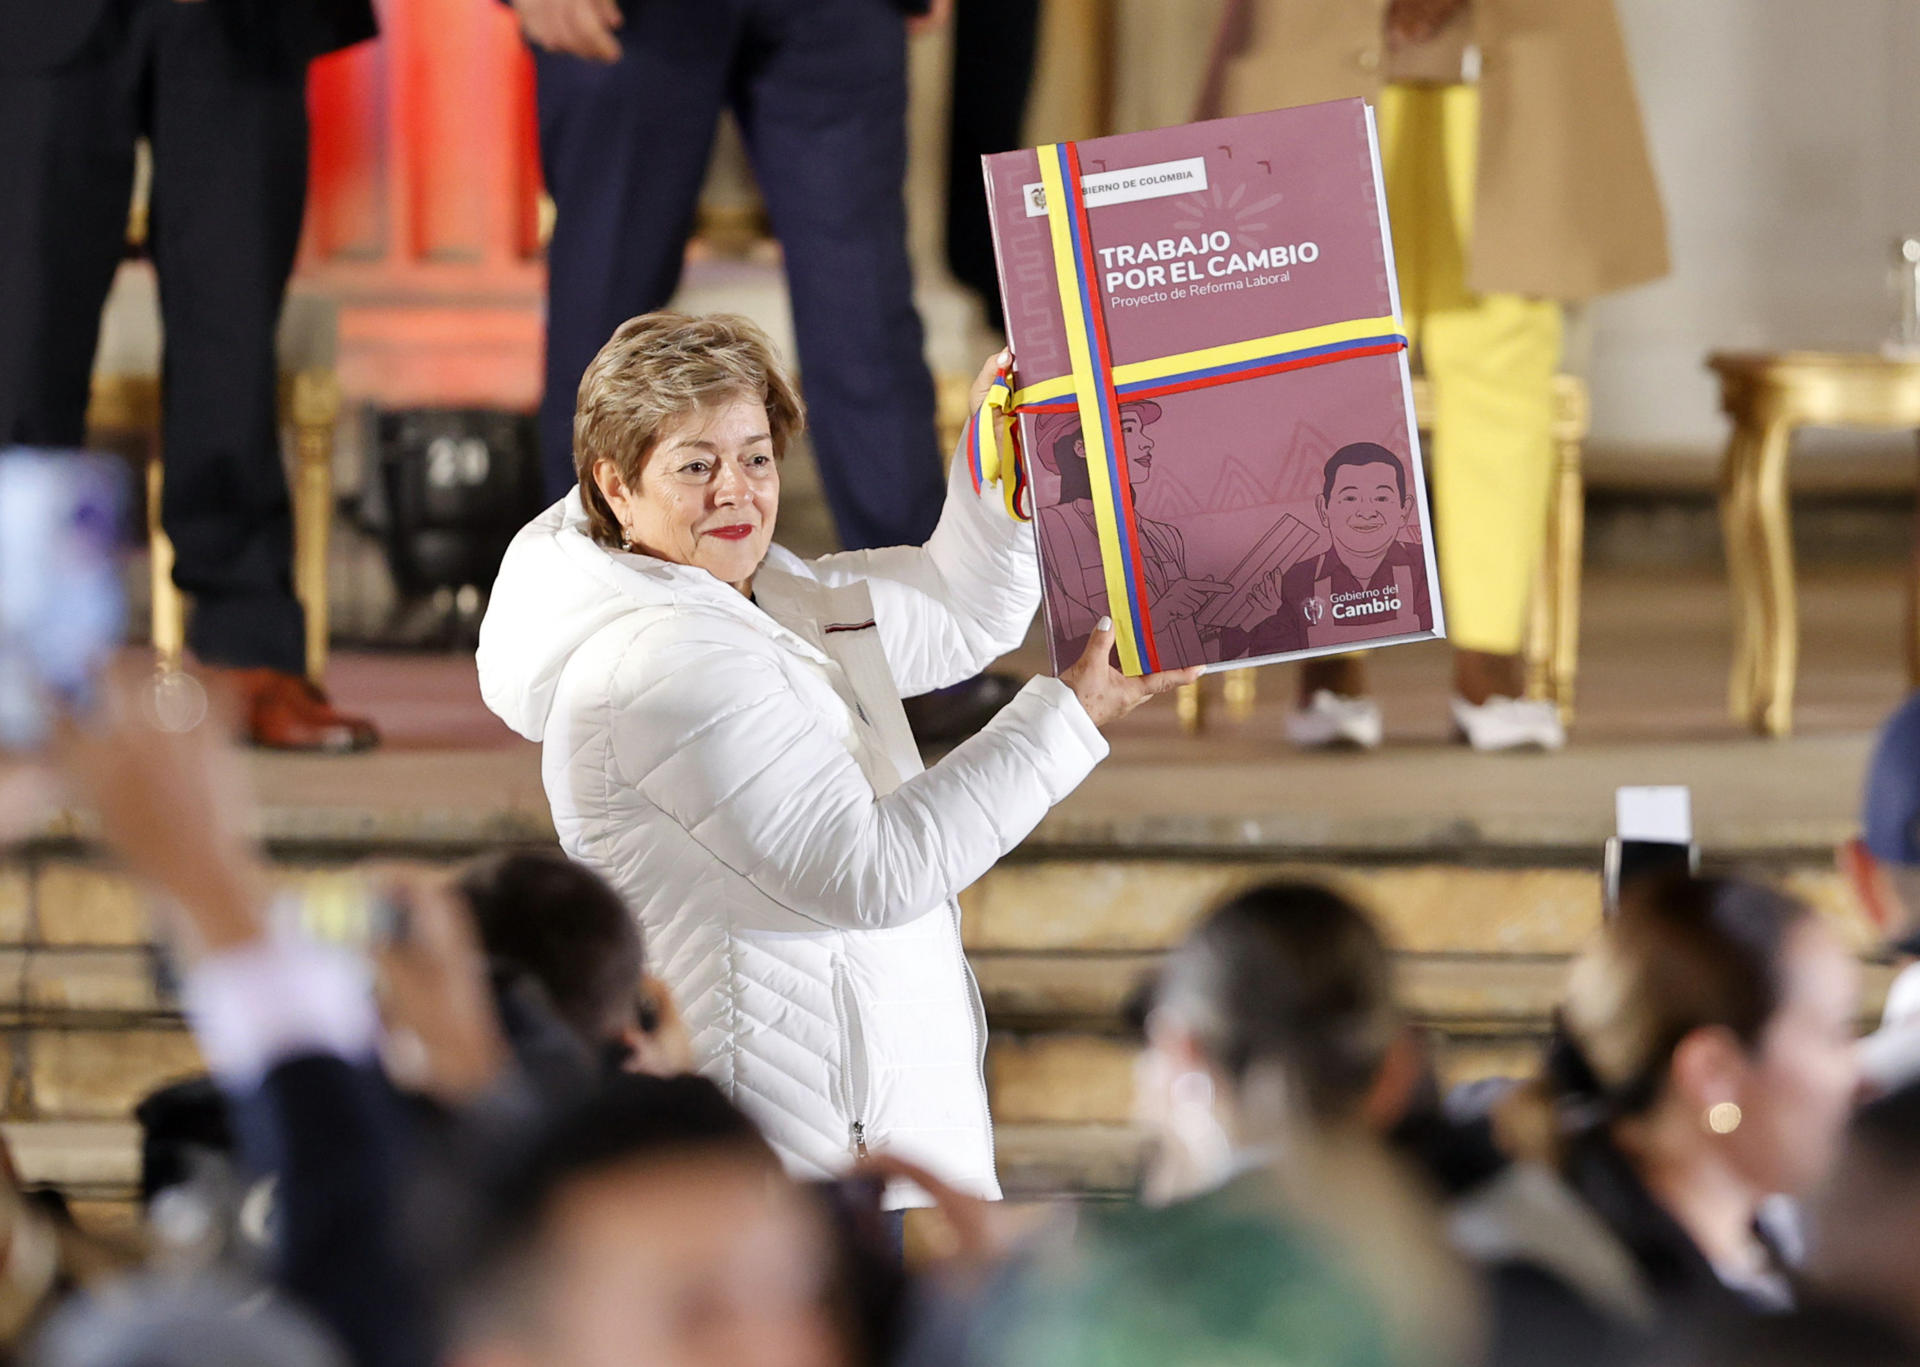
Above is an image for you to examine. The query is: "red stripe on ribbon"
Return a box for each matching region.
[1063,140,1162,674]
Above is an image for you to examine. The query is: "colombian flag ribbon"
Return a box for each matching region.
[962,140,1410,676]
[965,361,1027,522]
[1040,139,1160,676]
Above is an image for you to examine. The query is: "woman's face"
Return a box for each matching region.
[595,397,779,593]
[510,1155,848,1367]
[1725,918,1860,1197]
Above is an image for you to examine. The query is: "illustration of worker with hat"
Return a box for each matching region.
[1033,401,1230,664]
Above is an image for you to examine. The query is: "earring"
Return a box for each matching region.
[1707,1101,1743,1134]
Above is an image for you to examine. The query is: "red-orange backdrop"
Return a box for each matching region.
[300,0,548,409]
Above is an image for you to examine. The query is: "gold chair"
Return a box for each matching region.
[1708,351,1920,737]
[86,369,342,683]
[1177,373,1591,733]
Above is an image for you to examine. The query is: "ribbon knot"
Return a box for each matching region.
[966,361,1030,522]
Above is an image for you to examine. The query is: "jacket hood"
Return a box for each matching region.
[476,488,805,741]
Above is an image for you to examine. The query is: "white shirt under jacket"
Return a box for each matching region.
[475,449,1109,1205]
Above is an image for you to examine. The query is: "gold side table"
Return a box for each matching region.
[87,369,342,683]
[1709,350,1920,738]
[1179,373,1590,733]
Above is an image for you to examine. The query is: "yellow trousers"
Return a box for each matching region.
[1377,83,1563,656]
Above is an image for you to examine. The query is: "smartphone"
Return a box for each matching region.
[0,450,128,749]
[275,873,412,950]
[1603,785,1698,914]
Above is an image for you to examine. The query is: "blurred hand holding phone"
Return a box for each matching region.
[0,449,128,750]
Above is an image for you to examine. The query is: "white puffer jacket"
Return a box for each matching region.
[476,450,1109,1203]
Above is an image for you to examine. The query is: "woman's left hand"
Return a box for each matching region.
[968,348,1011,413]
[1060,617,1205,728]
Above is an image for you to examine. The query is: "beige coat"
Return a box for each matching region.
[1206,0,1670,301]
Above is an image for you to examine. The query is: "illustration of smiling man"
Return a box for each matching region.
[1222,442,1433,658]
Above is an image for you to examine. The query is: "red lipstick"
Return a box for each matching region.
[706,524,755,541]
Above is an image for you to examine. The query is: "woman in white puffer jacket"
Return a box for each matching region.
[477,313,1196,1207]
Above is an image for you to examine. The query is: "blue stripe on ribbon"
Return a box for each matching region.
[1114,334,1410,395]
[1055,142,1154,665]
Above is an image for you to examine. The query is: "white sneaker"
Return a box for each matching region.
[1449,695,1566,752]
[1286,690,1384,750]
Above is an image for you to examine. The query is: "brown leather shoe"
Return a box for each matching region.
[224,668,380,754]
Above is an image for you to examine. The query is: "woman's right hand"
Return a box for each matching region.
[1060,617,1204,729]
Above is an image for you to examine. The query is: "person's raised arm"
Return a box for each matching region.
[606,616,1197,931]
[56,673,438,1367]
[808,351,1046,696]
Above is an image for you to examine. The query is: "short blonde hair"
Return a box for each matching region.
[573,312,806,548]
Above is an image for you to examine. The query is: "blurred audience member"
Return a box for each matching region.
[959,1195,1398,1367]
[445,1074,852,1367]
[0,0,379,752]
[1803,1079,1920,1346]
[1461,875,1858,1367]
[58,676,441,1367]
[1639,1304,1920,1367]
[1843,691,1920,1091]
[54,674,896,1367]
[135,1074,278,1284]
[0,1163,139,1361]
[32,1273,350,1367]
[1132,881,1480,1367]
[458,850,688,1077]
[462,850,901,1360]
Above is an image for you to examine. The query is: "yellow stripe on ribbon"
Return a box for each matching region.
[966,365,1027,521]
[1036,142,1159,675]
[967,312,1409,520]
[1005,313,1406,411]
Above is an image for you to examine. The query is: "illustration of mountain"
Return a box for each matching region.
[1273,420,1341,502]
[1144,470,1206,518]
[1205,456,1270,513]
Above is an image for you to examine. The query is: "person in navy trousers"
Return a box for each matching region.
[0,0,381,752]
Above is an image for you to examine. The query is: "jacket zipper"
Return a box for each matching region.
[831,955,870,1158]
[950,903,997,1182]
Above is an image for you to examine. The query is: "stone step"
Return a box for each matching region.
[0,1021,1565,1134]
[996,1123,1144,1199]
[0,1119,1142,1235]
[0,841,1885,1215]
[5,950,1894,1132]
[976,950,1899,1029]
[975,951,1580,1028]
[962,860,1873,956]
[6,1120,140,1197]
[0,947,1606,1029]
[987,1031,1575,1128]
[12,855,1871,958]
